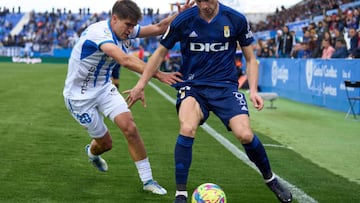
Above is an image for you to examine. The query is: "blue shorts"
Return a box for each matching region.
[176,85,249,130]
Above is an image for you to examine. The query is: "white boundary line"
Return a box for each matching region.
[147,80,318,203]
[263,143,293,149]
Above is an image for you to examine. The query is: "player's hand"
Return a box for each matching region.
[155,71,183,85]
[177,0,195,12]
[249,92,264,111]
[123,87,146,108]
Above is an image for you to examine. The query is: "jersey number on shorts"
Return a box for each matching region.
[76,113,92,124]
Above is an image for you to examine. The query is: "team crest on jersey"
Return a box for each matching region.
[104,29,111,37]
[180,90,185,99]
[224,26,230,38]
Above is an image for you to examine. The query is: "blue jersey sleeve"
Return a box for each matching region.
[234,13,254,47]
[160,24,180,50]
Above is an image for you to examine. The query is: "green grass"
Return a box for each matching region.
[0,62,359,202]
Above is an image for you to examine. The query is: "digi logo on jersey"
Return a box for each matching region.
[190,42,229,52]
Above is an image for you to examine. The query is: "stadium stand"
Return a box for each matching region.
[0,12,24,43]
[2,0,360,59]
[252,0,360,59]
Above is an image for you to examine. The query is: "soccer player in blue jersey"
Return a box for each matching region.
[63,0,194,195]
[125,0,293,202]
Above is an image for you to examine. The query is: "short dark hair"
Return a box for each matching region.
[112,0,142,22]
[336,38,346,44]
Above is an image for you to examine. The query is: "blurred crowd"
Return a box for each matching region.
[0,7,109,53]
[0,5,166,57]
[253,0,354,32]
[1,0,360,59]
[252,0,360,59]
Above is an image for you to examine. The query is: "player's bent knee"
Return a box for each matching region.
[234,132,254,144]
[121,124,141,142]
[179,124,197,137]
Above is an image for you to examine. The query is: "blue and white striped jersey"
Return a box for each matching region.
[63,20,140,99]
[160,3,254,89]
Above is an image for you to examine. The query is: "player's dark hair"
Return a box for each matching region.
[112,0,142,21]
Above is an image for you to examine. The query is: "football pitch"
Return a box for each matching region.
[0,62,359,202]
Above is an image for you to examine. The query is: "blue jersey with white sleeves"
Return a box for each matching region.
[63,20,140,99]
[160,3,254,89]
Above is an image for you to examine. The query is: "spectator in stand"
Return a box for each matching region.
[334,10,345,32]
[267,38,277,56]
[307,22,317,33]
[321,39,335,59]
[331,27,344,44]
[325,13,339,33]
[274,29,282,56]
[255,38,264,57]
[331,38,348,58]
[138,45,145,61]
[302,30,311,43]
[259,44,274,58]
[316,21,327,41]
[23,38,33,57]
[353,29,360,58]
[293,42,312,59]
[348,27,359,58]
[345,9,358,29]
[309,29,322,58]
[290,30,299,44]
[323,30,334,46]
[355,8,360,29]
[277,25,293,58]
[290,43,301,58]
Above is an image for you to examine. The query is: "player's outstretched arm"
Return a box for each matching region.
[153,70,183,85]
[101,42,182,85]
[101,43,145,73]
[124,45,175,108]
[242,45,264,111]
[138,0,195,37]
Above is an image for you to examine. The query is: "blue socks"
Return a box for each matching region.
[174,134,271,189]
[175,134,194,190]
[242,135,272,179]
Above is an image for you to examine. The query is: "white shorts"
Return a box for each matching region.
[64,84,130,138]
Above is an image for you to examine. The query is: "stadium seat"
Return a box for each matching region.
[344,80,360,120]
[258,92,279,109]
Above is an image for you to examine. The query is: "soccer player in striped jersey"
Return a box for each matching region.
[63,0,193,195]
[125,0,293,202]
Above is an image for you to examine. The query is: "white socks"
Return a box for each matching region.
[135,157,153,184]
[87,145,97,159]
